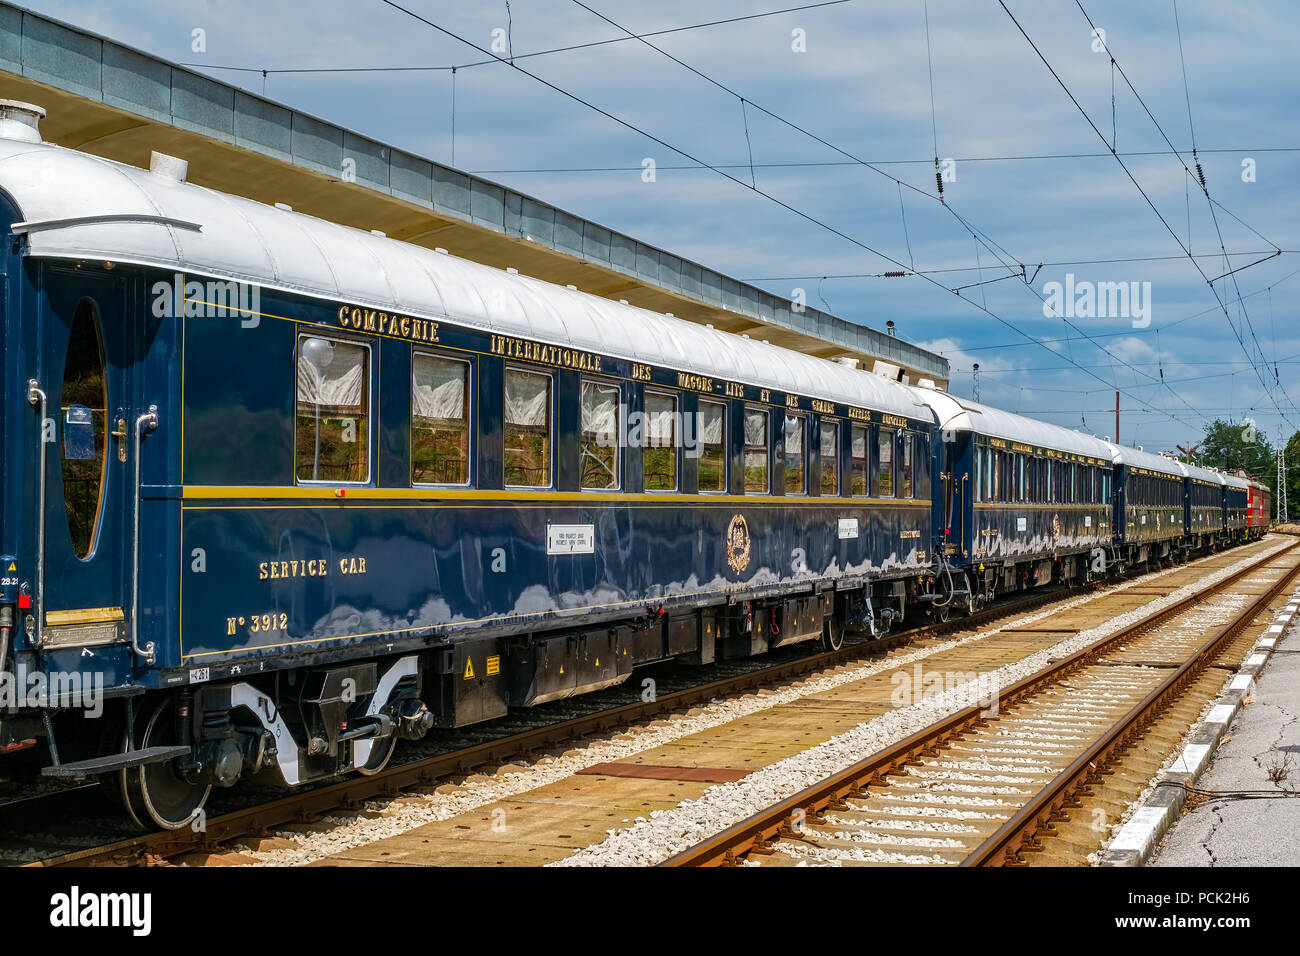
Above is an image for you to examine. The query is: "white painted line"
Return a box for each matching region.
[1109,807,1167,853]
[1245,653,1268,668]
[1229,674,1254,692]
[1205,704,1236,725]
[1170,743,1212,775]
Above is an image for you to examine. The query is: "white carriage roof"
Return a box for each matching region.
[909,388,1114,460]
[1223,472,1250,490]
[1102,442,1187,478]
[1181,462,1228,486]
[0,138,929,421]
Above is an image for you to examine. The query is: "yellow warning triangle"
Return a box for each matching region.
[594,658,600,666]
[5,563,13,572]
[463,657,475,679]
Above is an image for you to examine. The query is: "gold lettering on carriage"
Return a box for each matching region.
[259,559,329,580]
[676,372,715,393]
[337,306,439,343]
[881,414,908,428]
[490,334,602,372]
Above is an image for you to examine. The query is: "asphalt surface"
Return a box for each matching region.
[1153,623,1300,866]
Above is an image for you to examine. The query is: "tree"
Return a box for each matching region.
[1198,419,1275,494]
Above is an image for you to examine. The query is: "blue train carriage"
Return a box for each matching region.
[0,105,935,827]
[1223,472,1250,541]
[1180,462,1229,552]
[910,388,1113,616]
[1106,444,1187,569]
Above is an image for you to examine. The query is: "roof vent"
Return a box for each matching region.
[917,378,937,389]
[370,229,386,238]
[435,247,449,255]
[618,299,628,305]
[274,202,293,212]
[0,100,44,143]
[835,357,860,369]
[149,150,188,182]
[871,360,904,382]
[566,284,577,291]
[506,267,518,274]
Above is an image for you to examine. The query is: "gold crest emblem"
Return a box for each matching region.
[726,514,751,573]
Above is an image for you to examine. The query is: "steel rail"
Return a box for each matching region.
[23,571,1096,867]
[964,549,1300,865]
[661,540,1297,867]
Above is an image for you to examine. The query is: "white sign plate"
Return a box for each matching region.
[838,518,859,540]
[1016,516,1027,532]
[547,524,595,555]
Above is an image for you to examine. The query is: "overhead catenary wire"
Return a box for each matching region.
[999,0,1293,432]
[377,0,1209,434]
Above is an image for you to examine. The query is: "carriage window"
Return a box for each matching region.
[698,400,727,493]
[61,300,107,559]
[876,428,895,497]
[784,413,806,495]
[850,424,868,495]
[744,407,769,493]
[297,336,369,483]
[900,433,914,498]
[580,380,620,490]
[819,421,838,495]
[411,353,469,485]
[504,367,552,488]
[644,391,678,491]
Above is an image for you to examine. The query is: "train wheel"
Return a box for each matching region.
[121,699,209,831]
[822,614,845,652]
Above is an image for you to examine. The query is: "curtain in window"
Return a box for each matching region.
[297,342,365,410]
[412,355,466,419]
[505,371,550,426]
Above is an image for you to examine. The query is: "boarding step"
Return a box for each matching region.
[41,745,191,780]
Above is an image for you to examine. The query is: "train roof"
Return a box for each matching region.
[908,388,1113,460]
[1224,472,1251,490]
[0,135,930,422]
[1102,443,1186,478]
[1180,461,1228,486]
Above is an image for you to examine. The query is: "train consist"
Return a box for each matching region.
[0,102,1273,828]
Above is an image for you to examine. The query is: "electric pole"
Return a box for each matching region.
[972,363,980,403]
[1278,432,1289,523]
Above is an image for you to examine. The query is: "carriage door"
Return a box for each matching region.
[35,269,134,657]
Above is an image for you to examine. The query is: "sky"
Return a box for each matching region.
[19,0,1300,455]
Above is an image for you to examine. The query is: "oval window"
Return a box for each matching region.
[61,299,107,559]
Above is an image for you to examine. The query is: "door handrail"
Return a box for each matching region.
[26,380,45,647]
[131,406,159,665]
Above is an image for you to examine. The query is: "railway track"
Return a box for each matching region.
[15,567,1105,867]
[9,539,1276,868]
[662,539,1299,867]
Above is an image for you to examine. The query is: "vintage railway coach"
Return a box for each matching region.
[1181,462,1228,552]
[911,389,1112,616]
[1224,472,1250,539]
[1107,444,1185,568]
[0,108,934,827]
